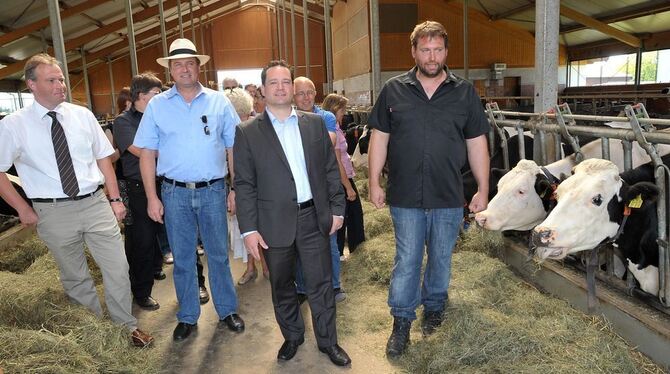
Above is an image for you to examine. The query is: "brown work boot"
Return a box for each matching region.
[131,329,154,348]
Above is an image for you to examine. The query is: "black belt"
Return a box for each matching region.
[298,199,314,210]
[32,185,103,203]
[163,177,223,189]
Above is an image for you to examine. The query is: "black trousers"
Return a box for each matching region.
[337,178,365,255]
[263,206,337,348]
[125,180,163,299]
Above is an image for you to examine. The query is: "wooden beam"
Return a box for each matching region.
[560,5,641,48]
[490,1,534,21]
[561,0,670,34]
[0,0,111,47]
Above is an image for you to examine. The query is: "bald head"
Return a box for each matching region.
[293,76,317,111]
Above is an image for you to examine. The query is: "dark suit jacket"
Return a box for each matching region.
[234,110,345,248]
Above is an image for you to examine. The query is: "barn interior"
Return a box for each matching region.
[2,0,670,373]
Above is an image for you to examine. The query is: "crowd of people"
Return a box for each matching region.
[0,19,490,366]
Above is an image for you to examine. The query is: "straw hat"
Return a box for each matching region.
[156,38,210,68]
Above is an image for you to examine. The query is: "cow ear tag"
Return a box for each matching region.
[628,194,643,209]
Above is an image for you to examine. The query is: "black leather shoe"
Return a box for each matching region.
[277,337,304,361]
[199,286,210,304]
[153,270,166,280]
[297,293,308,305]
[386,317,411,358]
[135,296,160,310]
[173,322,196,341]
[318,344,352,366]
[221,313,245,332]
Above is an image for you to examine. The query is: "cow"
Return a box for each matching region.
[531,158,662,295]
[0,173,29,217]
[474,137,670,232]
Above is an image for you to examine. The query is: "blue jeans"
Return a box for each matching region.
[161,179,238,324]
[296,233,340,293]
[388,207,462,320]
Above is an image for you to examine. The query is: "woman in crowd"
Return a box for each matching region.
[322,94,365,258]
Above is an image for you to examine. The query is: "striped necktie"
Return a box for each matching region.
[47,111,80,198]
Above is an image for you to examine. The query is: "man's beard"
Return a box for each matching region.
[418,63,444,78]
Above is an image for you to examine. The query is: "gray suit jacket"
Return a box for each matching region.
[233,110,345,247]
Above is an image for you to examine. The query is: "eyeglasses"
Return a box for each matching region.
[294,90,316,98]
[147,89,162,95]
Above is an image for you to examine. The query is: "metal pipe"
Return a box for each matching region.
[553,132,561,161]
[107,57,116,115]
[189,0,195,42]
[124,0,138,76]
[463,0,469,80]
[516,124,525,160]
[601,137,610,160]
[622,140,633,171]
[17,89,24,109]
[158,0,169,82]
[369,0,381,103]
[635,48,642,88]
[491,110,670,127]
[290,0,297,66]
[276,4,283,60]
[177,0,184,38]
[282,0,289,62]
[81,48,93,111]
[199,17,208,87]
[47,0,72,102]
[323,0,333,93]
[538,130,547,165]
[302,0,310,78]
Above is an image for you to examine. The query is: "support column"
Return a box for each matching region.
[282,0,289,61]
[124,0,138,76]
[369,0,381,103]
[534,0,560,162]
[276,4,283,60]
[290,0,297,67]
[189,0,195,42]
[323,0,333,93]
[47,0,72,102]
[158,0,169,81]
[302,0,310,78]
[200,17,208,87]
[177,0,184,38]
[634,48,642,88]
[81,48,93,111]
[463,0,469,80]
[108,58,117,115]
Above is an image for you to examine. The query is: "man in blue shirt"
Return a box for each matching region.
[292,76,346,303]
[134,38,245,341]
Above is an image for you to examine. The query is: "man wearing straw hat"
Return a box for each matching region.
[134,38,245,341]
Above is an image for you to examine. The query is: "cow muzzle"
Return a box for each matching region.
[532,226,556,247]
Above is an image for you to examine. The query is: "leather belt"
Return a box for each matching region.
[298,199,314,210]
[163,177,223,189]
[32,185,103,203]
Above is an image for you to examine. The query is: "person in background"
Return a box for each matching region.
[113,72,165,311]
[0,53,153,348]
[321,94,365,259]
[223,77,239,90]
[367,21,490,358]
[223,87,270,285]
[252,89,266,117]
[134,38,244,341]
[292,76,345,303]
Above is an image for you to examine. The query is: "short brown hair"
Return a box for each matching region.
[261,60,293,85]
[130,72,163,102]
[410,21,448,48]
[24,53,61,81]
[117,87,131,113]
[321,94,348,117]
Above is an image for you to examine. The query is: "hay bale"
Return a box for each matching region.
[364,207,394,238]
[361,200,376,215]
[23,243,103,286]
[355,178,368,198]
[457,224,505,256]
[0,236,48,273]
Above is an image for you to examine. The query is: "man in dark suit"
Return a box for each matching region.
[234,60,351,367]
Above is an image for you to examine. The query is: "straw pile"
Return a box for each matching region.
[457,224,506,256]
[0,236,48,273]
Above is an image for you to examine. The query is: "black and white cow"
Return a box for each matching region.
[474,137,670,231]
[531,158,662,295]
[0,173,28,217]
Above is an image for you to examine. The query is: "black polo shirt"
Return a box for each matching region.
[113,107,143,181]
[368,66,489,209]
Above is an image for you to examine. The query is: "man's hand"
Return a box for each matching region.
[18,206,38,227]
[147,197,164,223]
[369,184,386,209]
[227,190,236,215]
[345,186,357,201]
[110,201,126,221]
[468,191,488,213]
[243,232,268,261]
[330,215,344,235]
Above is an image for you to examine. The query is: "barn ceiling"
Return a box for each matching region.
[0,0,669,88]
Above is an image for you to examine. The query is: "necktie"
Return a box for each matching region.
[47,111,80,198]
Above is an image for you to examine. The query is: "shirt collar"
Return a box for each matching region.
[266,107,298,125]
[32,100,64,119]
[165,82,206,100]
[400,65,459,86]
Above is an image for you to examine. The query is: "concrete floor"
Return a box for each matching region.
[134,252,398,374]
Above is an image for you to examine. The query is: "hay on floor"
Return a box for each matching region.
[0,236,48,273]
[457,224,505,256]
[364,207,394,238]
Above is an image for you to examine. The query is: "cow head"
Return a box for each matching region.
[475,159,553,231]
[532,159,659,260]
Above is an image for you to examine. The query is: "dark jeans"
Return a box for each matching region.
[336,178,365,255]
[125,180,163,299]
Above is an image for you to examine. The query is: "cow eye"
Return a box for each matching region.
[592,194,603,206]
[518,190,525,195]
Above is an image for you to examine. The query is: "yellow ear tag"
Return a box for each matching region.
[628,194,643,209]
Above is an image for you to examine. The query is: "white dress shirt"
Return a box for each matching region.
[0,101,114,198]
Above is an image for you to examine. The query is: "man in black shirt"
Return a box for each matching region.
[367,21,490,358]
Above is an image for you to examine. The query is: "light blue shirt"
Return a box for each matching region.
[313,105,337,133]
[266,108,313,203]
[133,84,240,182]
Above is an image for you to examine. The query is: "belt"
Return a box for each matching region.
[298,199,314,210]
[32,185,103,203]
[163,177,223,189]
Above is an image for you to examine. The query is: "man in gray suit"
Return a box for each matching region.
[234,60,351,367]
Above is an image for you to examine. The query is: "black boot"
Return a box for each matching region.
[421,310,444,336]
[386,317,411,358]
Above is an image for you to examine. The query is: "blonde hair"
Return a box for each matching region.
[224,87,253,119]
[321,93,348,117]
[24,53,61,81]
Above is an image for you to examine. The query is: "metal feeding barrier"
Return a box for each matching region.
[486,102,670,309]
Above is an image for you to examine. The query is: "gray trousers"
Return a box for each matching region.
[33,189,137,330]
